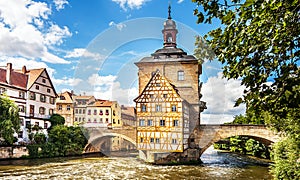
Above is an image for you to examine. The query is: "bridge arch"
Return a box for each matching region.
[190,125,280,156]
[84,132,136,153]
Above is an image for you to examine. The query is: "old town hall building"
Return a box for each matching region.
[134,6,206,163]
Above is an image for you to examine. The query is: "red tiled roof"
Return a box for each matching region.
[0,68,28,89]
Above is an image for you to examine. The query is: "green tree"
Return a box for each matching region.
[192,0,299,178]
[49,114,65,128]
[0,95,20,145]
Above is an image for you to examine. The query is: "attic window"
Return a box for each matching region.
[42,79,46,83]
[36,85,39,90]
[59,96,65,100]
[47,89,51,93]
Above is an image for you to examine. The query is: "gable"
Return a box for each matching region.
[134,70,182,103]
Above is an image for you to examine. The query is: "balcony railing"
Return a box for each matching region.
[28,113,51,119]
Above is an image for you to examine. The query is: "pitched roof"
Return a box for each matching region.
[56,91,74,103]
[0,68,28,89]
[25,68,44,89]
[134,70,182,103]
[91,100,113,107]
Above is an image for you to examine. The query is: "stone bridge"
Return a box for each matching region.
[83,127,136,153]
[82,124,280,161]
[189,124,280,156]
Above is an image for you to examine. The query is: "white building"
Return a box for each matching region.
[0,63,57,143]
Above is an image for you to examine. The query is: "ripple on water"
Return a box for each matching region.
[0,156,272,180]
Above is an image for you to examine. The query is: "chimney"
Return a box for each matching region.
[6,63,12,85]
[22,65,27,74]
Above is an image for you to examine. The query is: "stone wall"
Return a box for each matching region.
[0,146,28,159]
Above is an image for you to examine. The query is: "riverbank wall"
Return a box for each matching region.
[0,146,28,159]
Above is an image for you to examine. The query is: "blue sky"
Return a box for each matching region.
[0,0,245,123]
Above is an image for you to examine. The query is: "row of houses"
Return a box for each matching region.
[0,63,136,144]
[55,91,136,127]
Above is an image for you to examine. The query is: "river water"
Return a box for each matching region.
[0,147,272,179]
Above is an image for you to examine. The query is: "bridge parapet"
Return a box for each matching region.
[190,124,280,155]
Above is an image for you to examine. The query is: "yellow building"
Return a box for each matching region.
[55,91,74,126]
[135,71,190,156]
[85,100,122,128]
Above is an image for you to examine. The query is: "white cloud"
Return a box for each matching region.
[0,0,71,64]
[86,74,138,106]
[112,0,150,11]
[109,21,126,31]
[53,0,69,11]
[201,72,246,124]
[177,0,184,3]
[52,77,82,87]
[44,24,72,46]
[64,48,104,60]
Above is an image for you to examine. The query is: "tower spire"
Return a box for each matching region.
[168,3,171,19]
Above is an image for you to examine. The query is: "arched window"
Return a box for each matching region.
[167,33,173,42]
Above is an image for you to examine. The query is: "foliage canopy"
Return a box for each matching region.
[192,0,299,178]
[0,95,20,145]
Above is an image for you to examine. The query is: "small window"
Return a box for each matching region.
[88,110,91,115]
[0,87,6,94]
[140,138,144,143]
[139,119,145,126]
[58,105,62,110]
[39,107,45,115]
[40,94,46,102]
[163,94,168,98]
[59,96,65,100]
[150,94,154,98]
[141,104,147,112]
[75,109,78,114]
[29,92,36,100]
[156,83,161,87]
[156,105,161,112]
[75,117,78,122]
[19,105,25,112]
[25,121,30,128]
[113,119,116,124]
[19,91,25,99]
[160,120,165,126]
[94,109,97,115]
[147,119,153,126]
[94,119,97,123]
[83,109,85,114]
[36,85,39,90]
[172,139,177,144]
[18,131,23,138]
[106,118,109,123]
[178,71,184,81]
[67,105,71,111]
[49,109,54,115]
[47,89,51,93]
[44,123,48,129]
[173,120,179,127]
[105,109,109,115]
[171,105,177,112]
[99,110,103,115]
[155,138,160,143]
[150,138,154,143]
[42,79,46,83]
[79,109,82,114]
[100,118,103,123]
[50,97,55,104]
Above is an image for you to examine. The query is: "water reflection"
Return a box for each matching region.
[0,148,272,180]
